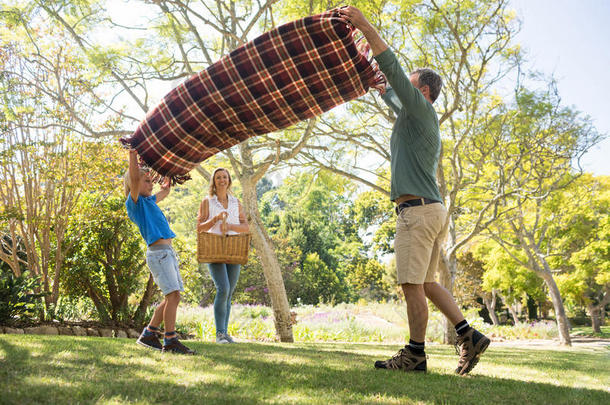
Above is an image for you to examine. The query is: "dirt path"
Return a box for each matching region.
[489,336,610,350]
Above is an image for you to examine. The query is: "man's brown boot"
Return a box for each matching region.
[455,328,490,375]
[374,346,427,372]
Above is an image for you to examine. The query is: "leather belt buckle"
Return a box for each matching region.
[395,198,440,215]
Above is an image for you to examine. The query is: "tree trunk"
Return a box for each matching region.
[508,304,520,325]
[241,179,293,342]
[439,253,457,345]
[526,294,538,321]
[133,273,156,325]
[540,272,572,346]
[588,303,602,334]
[484,290,500,326]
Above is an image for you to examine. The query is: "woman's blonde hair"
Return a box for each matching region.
[208,167,233,196]
[123,168,148,197]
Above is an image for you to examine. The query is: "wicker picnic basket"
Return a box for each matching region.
[197,217,251,265]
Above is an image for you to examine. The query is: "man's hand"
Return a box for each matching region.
[338,6,389,56]
[338,6,370,31]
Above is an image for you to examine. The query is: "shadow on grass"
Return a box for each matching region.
[0,336,608,405]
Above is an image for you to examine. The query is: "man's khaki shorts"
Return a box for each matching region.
[394,202,448,285]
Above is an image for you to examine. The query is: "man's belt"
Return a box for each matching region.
[395,198,441,215]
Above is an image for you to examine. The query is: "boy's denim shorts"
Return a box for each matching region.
[146,244,184,296]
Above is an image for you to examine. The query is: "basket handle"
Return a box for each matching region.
[220,211,228,236]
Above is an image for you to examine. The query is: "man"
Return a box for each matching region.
[339,6,490,375]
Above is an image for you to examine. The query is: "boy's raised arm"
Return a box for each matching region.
[128,149,141,204]
[155,178,171,203]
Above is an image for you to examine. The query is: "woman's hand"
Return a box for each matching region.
[214,211,228,223]
[220,221,230,234]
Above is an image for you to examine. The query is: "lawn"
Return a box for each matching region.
[571,325,610,339]
[1,335,608,404]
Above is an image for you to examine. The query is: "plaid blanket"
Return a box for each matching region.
[120,9,385,183]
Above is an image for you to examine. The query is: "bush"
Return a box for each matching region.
[0,270,45,325]
[62,194,152,324]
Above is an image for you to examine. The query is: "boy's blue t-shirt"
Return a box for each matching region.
[125,194,176,246]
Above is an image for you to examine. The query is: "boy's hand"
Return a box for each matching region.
[155,177,171,203]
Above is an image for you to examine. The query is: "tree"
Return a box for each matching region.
[32,0,340,342]
[550,175,610,333]
[285,0,525,342]
[62,194,156,325]
[258,171,363,304]
[483,85,601,345]
[477,241,546,325]
[0,19,124,317]
[454,252,500,325]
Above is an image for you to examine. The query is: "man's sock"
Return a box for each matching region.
[142,325,159,337]
[455,320,472,336]
[164,331,178,345]
[408,339,425,355]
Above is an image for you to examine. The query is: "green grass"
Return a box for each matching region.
[1,335,609,404]
[571,326,610,339]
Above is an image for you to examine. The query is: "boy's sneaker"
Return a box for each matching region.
[216,333,230,344]
[136,333,162,351]
[455,328,490,375]
[162,339,195,355]
[374,346,427,372]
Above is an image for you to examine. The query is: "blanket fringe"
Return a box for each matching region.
[332,7,386,94]
[119,136,133,149]
[354,36,387,94]
[118,136,191,185]
[143,164,192,186]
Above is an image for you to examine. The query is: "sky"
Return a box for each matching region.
[510,0,610,175]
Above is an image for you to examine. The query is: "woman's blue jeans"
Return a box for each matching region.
[207,263,241,334]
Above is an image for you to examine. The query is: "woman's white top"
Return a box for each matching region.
[206,195,240,235]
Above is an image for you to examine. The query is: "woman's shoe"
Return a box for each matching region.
[216,333,230,344]
[223,333,236,343]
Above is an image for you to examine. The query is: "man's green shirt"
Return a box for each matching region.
[374,49,442,203]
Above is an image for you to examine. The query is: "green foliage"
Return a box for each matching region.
[549,175,610,309]
[343,256,391,301]
[257,171,391,304]
[62,193,149,324]
[454,252,487,308]
[348,185,395,255]
[477,241,546,306]
[292,252,349,304]
[0,269,45,325]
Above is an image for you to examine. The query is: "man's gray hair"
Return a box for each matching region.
[411,68,442,103]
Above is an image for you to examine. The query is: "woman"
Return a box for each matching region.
[197,168,249,343]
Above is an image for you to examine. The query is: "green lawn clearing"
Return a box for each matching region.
[0,335,608,404]
[571,326,610,339]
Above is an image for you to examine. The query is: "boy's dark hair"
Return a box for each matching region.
[411,68,443,103]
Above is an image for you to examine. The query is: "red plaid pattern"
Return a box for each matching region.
[120,9,385,183]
